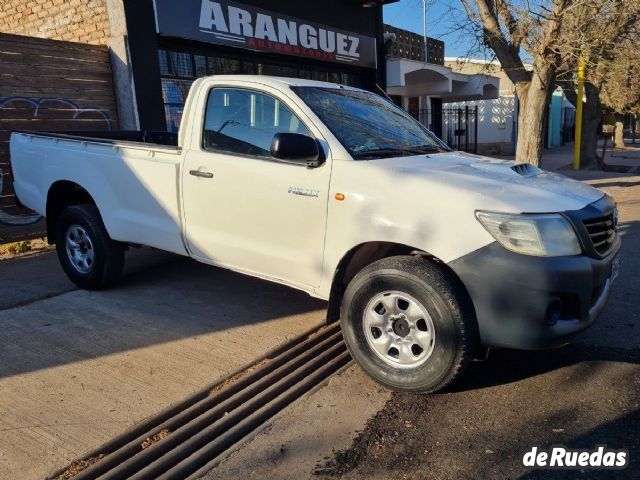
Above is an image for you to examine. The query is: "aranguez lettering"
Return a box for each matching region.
[199,0,361,58]
[523,446,628,469]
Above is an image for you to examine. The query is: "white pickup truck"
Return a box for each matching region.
[10,75,620,393]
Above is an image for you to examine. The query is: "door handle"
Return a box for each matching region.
[189,170,214,179]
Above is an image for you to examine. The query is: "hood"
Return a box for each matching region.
[371,151,603,213]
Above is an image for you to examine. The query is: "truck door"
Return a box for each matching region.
[182,86,331,288]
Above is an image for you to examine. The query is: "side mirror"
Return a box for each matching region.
[270,133,323,167]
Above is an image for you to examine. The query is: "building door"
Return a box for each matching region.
[408,97,420,120]
[430,97,443,139]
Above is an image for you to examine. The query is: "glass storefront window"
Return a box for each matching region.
[161,78,194,132]
[159,51,194,78]
[158,50,169,75]
[158,48,365,131]
[328,72,341,84]
[164,105,184,134]
[341,73,363,88]
[194,55,207,77]
[311,71,329,82]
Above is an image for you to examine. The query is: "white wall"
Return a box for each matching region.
[446,96,516,146]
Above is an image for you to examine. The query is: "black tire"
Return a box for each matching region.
[55,204,124,290]
[340,255,478,394]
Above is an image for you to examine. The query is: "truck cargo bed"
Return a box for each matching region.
[16,130,179,150]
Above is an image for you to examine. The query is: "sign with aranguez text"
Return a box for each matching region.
[153,0,377,69]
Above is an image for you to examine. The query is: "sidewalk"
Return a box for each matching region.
[0,250,327,480]
[542,140,640,172]
[492,140,640,172]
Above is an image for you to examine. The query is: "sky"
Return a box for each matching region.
[383,0,485,59]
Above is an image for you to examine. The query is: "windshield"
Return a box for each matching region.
[292,86,449,159]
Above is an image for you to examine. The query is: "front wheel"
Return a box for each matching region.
[340,256,478,393]
[55,204,124,290]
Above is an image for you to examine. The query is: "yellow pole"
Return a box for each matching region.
[573,53,586,170]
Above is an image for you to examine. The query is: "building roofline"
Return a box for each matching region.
[445,56,533,69]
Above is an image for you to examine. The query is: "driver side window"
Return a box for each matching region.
[202,88,311,157]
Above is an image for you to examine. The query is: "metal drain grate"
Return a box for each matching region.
[49,322,350,480]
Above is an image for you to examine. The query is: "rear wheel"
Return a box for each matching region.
[340,256,477,393]
[55,204,124,290]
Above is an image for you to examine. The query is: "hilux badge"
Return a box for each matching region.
[288,186,320,198]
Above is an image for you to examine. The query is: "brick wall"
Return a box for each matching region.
[0,0,111,45]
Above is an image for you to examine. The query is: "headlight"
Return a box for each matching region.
[475,211,582,257]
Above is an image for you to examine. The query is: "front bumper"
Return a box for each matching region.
[449,230,620,350]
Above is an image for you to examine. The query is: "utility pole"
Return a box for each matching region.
[422,0,428,63]
[573,53,586,170]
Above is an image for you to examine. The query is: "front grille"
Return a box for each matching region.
[583,214,616,255]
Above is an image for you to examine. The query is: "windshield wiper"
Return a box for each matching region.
[408,144,449,153]
[352,148,415,159]
[352,145,446,159]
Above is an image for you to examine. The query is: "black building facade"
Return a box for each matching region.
[122,0,395,132]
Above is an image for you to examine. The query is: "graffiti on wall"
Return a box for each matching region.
[0,96,113,228]
[0,96,113,128]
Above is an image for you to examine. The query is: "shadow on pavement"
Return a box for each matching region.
[450,344,640,394]
[518,411,640,479]
[589,179,640,189]
[0,249,326,380]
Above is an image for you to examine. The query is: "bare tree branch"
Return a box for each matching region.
[459,0,640,165]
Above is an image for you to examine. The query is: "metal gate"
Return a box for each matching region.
[419,106,478,153]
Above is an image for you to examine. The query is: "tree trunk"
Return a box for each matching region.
[514,68,555,166]
[580,82,602,168]
[613,114,625,149]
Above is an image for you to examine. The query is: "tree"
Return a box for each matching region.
[557,77,600,167]
[598,37,640,148]
[459,0,639,166]
[555,3,640,162]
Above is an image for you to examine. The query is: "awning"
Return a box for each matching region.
[386,58,500,102]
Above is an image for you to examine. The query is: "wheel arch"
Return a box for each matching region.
[326,241,475,325]
[46,181,96,243]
